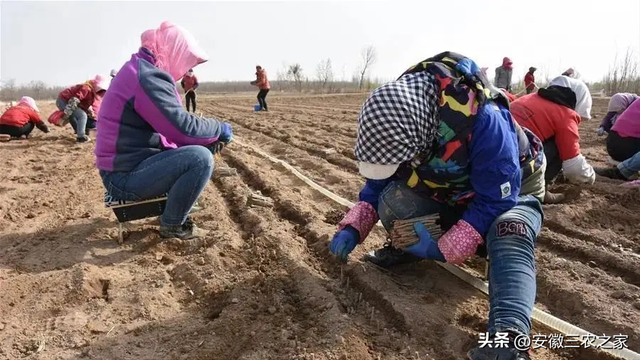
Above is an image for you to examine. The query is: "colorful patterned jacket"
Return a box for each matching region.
[359,52,545,237]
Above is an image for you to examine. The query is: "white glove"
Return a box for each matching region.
[563,155,596,185]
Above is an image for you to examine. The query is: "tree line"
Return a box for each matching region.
[2,46,640,102]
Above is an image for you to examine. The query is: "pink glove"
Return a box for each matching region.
[437,219,483,264]
[337,201,378,244]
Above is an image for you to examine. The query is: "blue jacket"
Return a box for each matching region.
[359,102,520,237]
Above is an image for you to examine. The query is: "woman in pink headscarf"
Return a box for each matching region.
[95,21,233,240]
[597,92,639,136]
[56,75,109,142]
[0,96,49,139]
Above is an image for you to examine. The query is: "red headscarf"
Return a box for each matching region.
[502,57,513,70]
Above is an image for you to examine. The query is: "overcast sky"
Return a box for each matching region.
[1,0,639,87]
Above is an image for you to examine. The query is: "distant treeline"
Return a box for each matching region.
[0,79,385,102]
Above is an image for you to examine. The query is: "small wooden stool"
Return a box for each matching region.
[104,191,168,244]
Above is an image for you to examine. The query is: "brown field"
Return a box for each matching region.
[0,93,638,360]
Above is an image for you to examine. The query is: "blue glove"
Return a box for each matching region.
[219,122,233,143]
[404,222,446,262]
[597,127,606,136]
[329,226,359,261]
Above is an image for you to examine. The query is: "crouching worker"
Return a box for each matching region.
[0,96,49,139]
[603,97,640,163]
[595,97,640,180]
[56,75,109,143]
[329,52,545,360]
[95,20,233,240]
[597,93,638,136]
[510,75,595,203]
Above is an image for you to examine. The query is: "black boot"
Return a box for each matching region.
[594,167,627,180]
[159,217,198,240]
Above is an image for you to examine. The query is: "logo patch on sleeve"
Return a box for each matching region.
[500,182,511,199]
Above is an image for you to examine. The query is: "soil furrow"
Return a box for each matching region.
[210,156,418,359]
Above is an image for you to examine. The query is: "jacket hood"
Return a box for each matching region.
[549,75,592,119]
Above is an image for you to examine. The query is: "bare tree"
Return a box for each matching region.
[357,46,377,90]
[28,80,47,99]
[0,79,17,102]
[287,63,304,92]
[603,47,640,95]
[315,58,334,91]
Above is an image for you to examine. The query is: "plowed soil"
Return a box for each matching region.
[0,94,638,360]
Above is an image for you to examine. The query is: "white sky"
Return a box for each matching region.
[1,0,639,87]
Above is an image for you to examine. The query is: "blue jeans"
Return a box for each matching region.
[56,97,88,138]
[618,151,640,179]
[377,181,543,336]
[99,146,214,226]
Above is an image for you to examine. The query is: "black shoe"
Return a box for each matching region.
[76,136,92,143]
[159,217,198,240]
[362,242,423,269]
[467,346,531,360]
[594,167,627,180]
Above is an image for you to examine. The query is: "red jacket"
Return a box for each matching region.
[510,93,582,161]
[524,72,535,90]
[58,84,97,111]
[503,91,517,102]
[255,69,270,90]
[181,75,198,92]
[0,104,43,127]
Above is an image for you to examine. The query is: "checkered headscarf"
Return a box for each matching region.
[354,71,440,166]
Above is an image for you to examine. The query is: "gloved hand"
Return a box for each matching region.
[63,97,80,117]
[35,122,50,133]
[219,122,233,143]
[208,141,226,154]
[597,127,606,136]
[329,226,359,261]
[403,222,446,262]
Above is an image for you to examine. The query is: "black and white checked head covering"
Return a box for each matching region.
[355,71,440,180]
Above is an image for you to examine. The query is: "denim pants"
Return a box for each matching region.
[99,146,214,226]
[377,181,543,336]
[56,97,87,138]
[618,151,640,179]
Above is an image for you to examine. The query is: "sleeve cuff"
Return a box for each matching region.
[437,219,484,264]
[337,201,378,244]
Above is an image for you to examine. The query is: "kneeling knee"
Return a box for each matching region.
[186,145,214,169]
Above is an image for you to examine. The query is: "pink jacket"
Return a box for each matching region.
[611,97,640,138]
